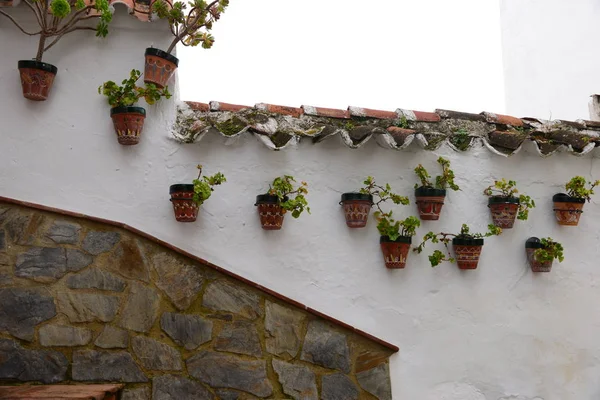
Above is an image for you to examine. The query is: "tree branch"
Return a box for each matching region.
[43,26,95,52]
[22,0,44,28]
[0,10,40,35]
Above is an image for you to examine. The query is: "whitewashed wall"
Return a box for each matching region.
[2,7,600,400]
[501,0,600,121]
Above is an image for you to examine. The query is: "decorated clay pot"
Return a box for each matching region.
[340,193,373,228]
[255,194,286,230]
[552,193,585,226]
[169,184,199,222]
[110,106,146,145]
[18,60,57,101]
[144,48,179,89]
[380,236,411,269]
[525,237,552,272]
[452,237,484,270]
[488,196,520,228]
[415,187,446,221]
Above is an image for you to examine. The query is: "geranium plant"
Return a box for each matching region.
[1,0,113,100]
[413,157,459,221]
[414,224,502,269]
[526,237,564,272]
[98,69,171,145]
[553,176,600,226]
[169,164,226,222]
[565,176,600,201]
[483,179,535,228]
[255,176,309,230]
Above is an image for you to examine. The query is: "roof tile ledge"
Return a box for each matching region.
[175,101,600,156]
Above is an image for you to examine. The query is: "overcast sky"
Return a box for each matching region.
[179,0,505,115]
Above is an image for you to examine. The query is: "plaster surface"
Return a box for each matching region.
[2,7,600,400]
[500,0,600,120]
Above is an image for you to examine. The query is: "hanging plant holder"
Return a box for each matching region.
[380,236,411,269]
[415,187,446,221]
[488,196,519,229]
[552,193,585,226]
[340,193,373,228]
[255,195,285,230]
[169,184,199,222]
[110,107,146,145]
[452,237,484,270]
[144,48,179,89]
[18,60,57,101]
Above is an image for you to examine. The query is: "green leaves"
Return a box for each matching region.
[534,238,564,263]
[94,0,112,38]
[414,157,459,191]
[267,176,310,219]
[483,179,535,222]
[565,176,600,201]
[98,69,171,108]
[192,167,227,206]
[49,0,71,18]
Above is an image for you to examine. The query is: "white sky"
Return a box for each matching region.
[179,0,505,115]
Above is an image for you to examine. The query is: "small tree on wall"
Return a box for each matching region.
[0,0,112,100]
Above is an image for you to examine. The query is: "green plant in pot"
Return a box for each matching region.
[414,224,502,269]
[525,237,564,272]
[377,212,420,269]
[1,0,112,100]
[553,176,599,226]
[255,176,309,230]
[483,179,535,229]
[413,157,459,221]
[169,164,226,222]
[148,0,229,88]
[99,69,171,145]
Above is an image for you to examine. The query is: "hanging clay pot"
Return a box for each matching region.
[488,196,519,228]
[452,237,484,270]
[525,237,552,272]
[255,194,286,230]
[380,236,411,269]
[552,193,585,226]
[144,48,179,89]
[340,193,373,228]
[110,107,146,145]
[169,184,199,222]
[415,187,446,221]
[18,60,57,101]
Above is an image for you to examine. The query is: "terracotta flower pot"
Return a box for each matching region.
[525,237,552,272]
[144,48,179,89]
[488,196,520,228]
[452,237,484,270]
[552,193,585,226]
[110,106,146,145]
[18,60,57,101]
[169,184,199,222]
[415,187,446,221]
[380,236,411,269]
[255,194,285,230]
[340,193,373,228]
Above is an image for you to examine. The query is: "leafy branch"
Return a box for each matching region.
[414,157,460,191]
[483,178,535,220]
[533,237,564,263]
[98,69,172,108]
[192,164,226,206]
[268,176,310,218]
[565,176,600,201]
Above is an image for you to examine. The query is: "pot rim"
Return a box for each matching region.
[380,235,412,244]
[488,196,520,205]
[170,184,194,194]
[452,237,484,246]
[255,194,288,205]
[18,60,57,74]
[552,193,586,204]
[110,106,146,116]
[341,192,373,204]
[415,186,447,197]
[145,47,180,67]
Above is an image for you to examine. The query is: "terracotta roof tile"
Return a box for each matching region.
[256,103,303,118]
[209,101,250,112]
[302,105,351,119]
[348,106,397,119]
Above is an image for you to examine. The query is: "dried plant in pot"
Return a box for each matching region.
[149,0,229,88]
[99,69,171,145]
[169,165,226,222]
[525,237,564,272]
[1,0,113,100]
[483,179,535,229]
[413,157,459,221]
[414,224,502,270]
[553,176,599,226]
[255,176,309,230]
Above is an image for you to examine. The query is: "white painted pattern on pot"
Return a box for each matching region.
[2,7,600,400]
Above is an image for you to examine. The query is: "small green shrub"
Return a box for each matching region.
[99,69,171,108]
[414,157,460,191]
[267,176,310,218]
[192,164,226,206]
[564,176,600,201]
[483,178,535,220]
[533,238,564,263]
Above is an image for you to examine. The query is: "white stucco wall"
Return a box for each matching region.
[500,0,600,121]
[3,7,600,400]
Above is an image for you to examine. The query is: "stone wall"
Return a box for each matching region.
[0,202,394,400]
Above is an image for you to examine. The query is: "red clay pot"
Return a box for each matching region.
[340,193,373,228]
[144,48,179,89]
[526,237,552,272]
[452,238,484,270]
[169,184,199,222]
[110,107,146,145]
[18,60,57,101]
[380,236,411,269]
[488,196,519,229]
[415,187,446,221]
[255,194,285,230]
[552,193,585,226]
